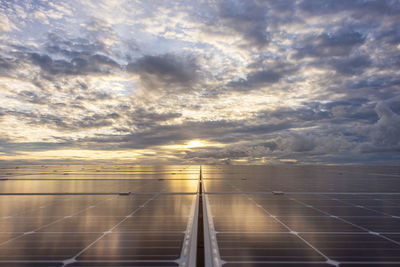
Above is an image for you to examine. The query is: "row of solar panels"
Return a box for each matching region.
[0,165,400,266]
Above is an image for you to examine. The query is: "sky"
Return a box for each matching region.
[0,0,399,165]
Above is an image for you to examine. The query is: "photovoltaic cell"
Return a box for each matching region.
[0,165,199,267]
[0,165,399,266]
[201,165,400,266]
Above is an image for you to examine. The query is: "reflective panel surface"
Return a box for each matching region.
[0,165,198,267]
[202,165,400,266]
[1,165,400,266]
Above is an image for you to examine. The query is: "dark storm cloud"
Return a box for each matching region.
[329,55,372,76]
[259,106,330,123]
[318,100,378,124]
[45,32,107,58]
[369,102,400,147]
[0,138,73,153]
[0,39,121,104]
[375,22,400,45]
[0,57,16,76]
[130,108,182,128]
[30,52,119,77]
[217,0,270,48]
[5,109,120,132]
[235,122,293,136]
[127,54,199,92]
[14,90,49,105]
[260,101,400,160]
[349,76,400,91]
[184,143,276,161]
[319,98,378,124]
[286,133,317,152]
[294,30,366,59]
[299,0,400,16]
[228,61,297,91]
[74,113,120,129]
[0,27,122,81]
[233,70,281,87]
[256,101,379,136]
[75,91,113,102]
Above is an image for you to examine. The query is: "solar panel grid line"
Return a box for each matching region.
[0,196,117,247]
[288,197,400,246]
[61,194,158,266]
[338,171,400,178]
[381,199,400,206]
[339,261,400,265]
[1,200,54,218]
[327,196,395,217]
[31,199,116,231]
[245,195,340,267]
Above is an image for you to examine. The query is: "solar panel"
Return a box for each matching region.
[202,165,400,266]
[0,165,199,267]
[0,165,400,266]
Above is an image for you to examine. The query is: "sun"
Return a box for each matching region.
[186,140,206,148]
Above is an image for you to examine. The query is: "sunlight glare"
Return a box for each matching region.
[187,140,206,148]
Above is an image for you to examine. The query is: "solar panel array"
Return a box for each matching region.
[1,165,400,266]
[0,165,199,267]
[202,165,400,266]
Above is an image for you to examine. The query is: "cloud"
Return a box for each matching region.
[0,138,73,153]
[230,70,281,89]
[0,57,17,76]
[29,52,120,77]
[369,102,400,147]
[329,55,372,76]
[299,0,400,17]
[375,22,400,45]
[127,54,199,93]
[0,0,399,164]
[285,133,316,152]
[3,108,120,132]
[294,30,366,58]
[185,143,276,162]
[217,0,270,48]
[129,108,182,128]
[228,60,297,91]
[14,90,49,105]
